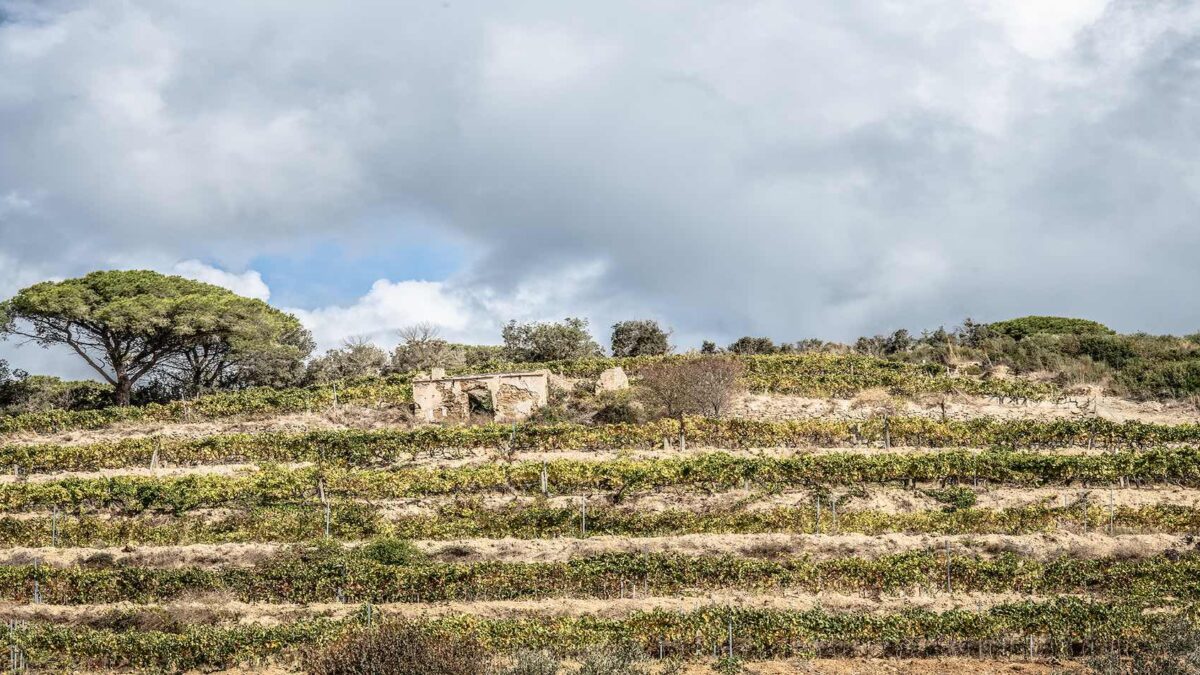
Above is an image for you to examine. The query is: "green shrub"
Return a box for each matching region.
[713,655,746,674]
[590,390,643,424]
[1077,334,1138,369]
[922,486,978,512]
[358,537,425,566]
[988,316,1114,339]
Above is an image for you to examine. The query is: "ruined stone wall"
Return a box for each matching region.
[413,370,549,423]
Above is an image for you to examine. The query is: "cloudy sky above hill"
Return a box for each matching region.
[2,0,1200,376]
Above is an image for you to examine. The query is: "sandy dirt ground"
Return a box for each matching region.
[5,481,1196,524]
[1,444,1130,482]
[0,590,1075,625]
[732,391,1200,425]
[332,485,1200,518]
[3,531,1192,569]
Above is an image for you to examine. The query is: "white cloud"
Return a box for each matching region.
[981,0,1109,59]
[171,260,271,301]
[2,0,1200,360]
[483,23,619,100]
[289,263,621,352]
[290,279,474,350]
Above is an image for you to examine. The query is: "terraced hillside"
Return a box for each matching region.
[2,357,1199,673]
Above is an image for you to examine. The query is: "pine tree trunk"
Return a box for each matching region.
[114,375,133,406]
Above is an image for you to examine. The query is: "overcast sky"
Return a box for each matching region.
[2,0,1199,377]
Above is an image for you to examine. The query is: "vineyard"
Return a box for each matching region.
[0,352,1060,435]
[2,357,1199,673]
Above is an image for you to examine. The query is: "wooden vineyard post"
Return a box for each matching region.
[945,539,952,593]
[580,497,587,538]
[977,601,984,658]
[31,560,39,605]
[540,461,548,496]
[1109,488,1115,535]
[318,478,331,539]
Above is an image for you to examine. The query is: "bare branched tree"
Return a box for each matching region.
[638,357,745,420]
[689,357,745,416]
[391,323,465,373]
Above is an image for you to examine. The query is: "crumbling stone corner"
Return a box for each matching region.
[413,369,550,424]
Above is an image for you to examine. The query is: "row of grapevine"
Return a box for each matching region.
[6,600,1180,670]
[4,550,1200,605]
[2,502,1196,547]
[5,449,1199,513]
[8,416,1199,472]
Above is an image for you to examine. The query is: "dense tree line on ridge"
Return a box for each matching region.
[1,270,1198,415]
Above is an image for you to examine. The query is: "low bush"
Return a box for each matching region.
[577,642,646,675]
[305,620,489,675]
[494,650,560,675]
[922,486,977,511]
[358,537,425,566]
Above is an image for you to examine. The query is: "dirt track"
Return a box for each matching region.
[733,391,1200,425]
[0,590,1075,625]
[0,445,1127,482]
[4,481,1196,524]
[3,531,1191,568]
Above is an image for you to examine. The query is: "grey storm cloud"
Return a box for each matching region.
[1,0,1200,368]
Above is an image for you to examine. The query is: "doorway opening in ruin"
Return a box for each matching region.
[466,387,494,422]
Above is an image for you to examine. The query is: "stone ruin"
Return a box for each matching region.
[596,366,629,392]
[412,368,550,423]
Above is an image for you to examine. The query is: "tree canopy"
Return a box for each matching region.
[501,317,603,362]
[610,320,671,357]
[0,270,312,405]
[728,336,778,355]
[305,337,389,384]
